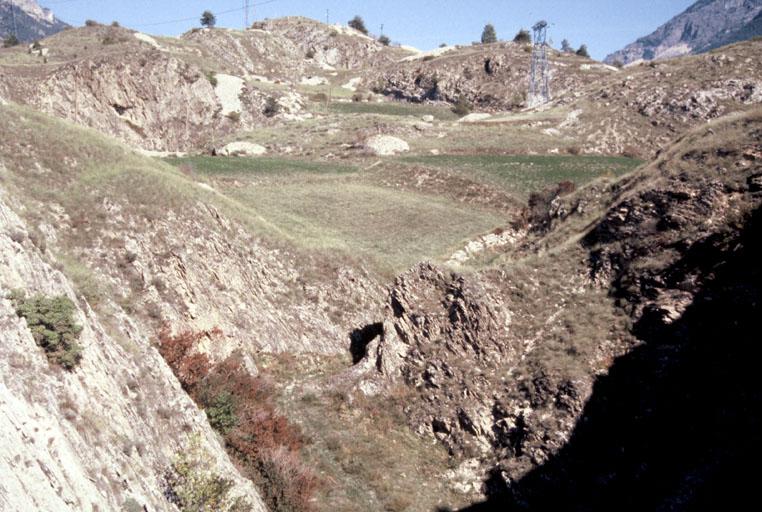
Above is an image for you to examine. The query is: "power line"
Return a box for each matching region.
[133,0,278,29]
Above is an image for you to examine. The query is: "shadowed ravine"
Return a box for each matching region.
[455,206,762,511]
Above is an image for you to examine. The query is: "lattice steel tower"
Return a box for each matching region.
[529,20,551,106]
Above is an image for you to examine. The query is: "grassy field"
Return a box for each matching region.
[397,154,642,199]
[328,100,459,120]
[163,152,643,273]
[167,155,506,273]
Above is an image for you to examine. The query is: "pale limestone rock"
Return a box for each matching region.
[217,141,267,156]
[0,192,266,512]
[214,74,245,115]
[134,32,162,49]
[364,135,410,156]
[457,113,492,123]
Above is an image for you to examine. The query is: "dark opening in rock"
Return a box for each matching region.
[112,103,130,115]
[349,322,383,364]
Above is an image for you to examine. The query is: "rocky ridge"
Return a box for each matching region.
[0,0,69,42]
[605,0,762,65]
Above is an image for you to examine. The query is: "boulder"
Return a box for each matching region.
[217,142,267,157]
[457,113,492,123]
[364,135,410,156]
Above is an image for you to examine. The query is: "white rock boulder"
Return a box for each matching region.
[217,142,267,157]
[457,113,492,123]
[364,135,410,156]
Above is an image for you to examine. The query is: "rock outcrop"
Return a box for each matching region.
[605,0,762,65]
[354,108,762,505]
[0,0,68,42]
[0,192,266,511]
[364,135,410,155]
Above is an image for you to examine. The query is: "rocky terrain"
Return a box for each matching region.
[1,10,761,512]
[364,40,615,110]
[606,0,762,65]
[352,107,762,509]
[0,0,68,42]
[0,172,266,510]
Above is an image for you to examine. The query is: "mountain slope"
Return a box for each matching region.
[605,0,762,64]
[355,107,762,508]
[0,0,68,42]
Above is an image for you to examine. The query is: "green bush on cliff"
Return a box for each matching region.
[10,291,83,370]
[164,435,251,512]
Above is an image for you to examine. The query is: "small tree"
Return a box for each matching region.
[576,44,590,58]
[481,24,497,44]
[200,10,216,28]
[561,39,573,53]
[513,29,531,44]
[11,291,83,370]
[452,96,472,117]
[378,35,391,46]
[3,34,19,48]
[348,15,368,35]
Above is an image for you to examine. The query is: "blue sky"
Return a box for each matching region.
[39,0,696,59]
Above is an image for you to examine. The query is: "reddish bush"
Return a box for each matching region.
[157,327,212,391]
[157,327,316,511]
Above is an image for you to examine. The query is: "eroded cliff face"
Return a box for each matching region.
[605,0,762,64]
[354,108,762,503]
[0,191,266,511]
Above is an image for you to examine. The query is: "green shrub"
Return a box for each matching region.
[576,44,590,58]
[514,29,531,44]
[305,48,315,59]
[226,111,241,123]
[378,35,391,46]
[205,71,218,88]
[11,291,83,370]
[451,96,472,117]
[85,20,99,27]
[203,392,238,433]
[348,16,368,35]
[165,435,251,512]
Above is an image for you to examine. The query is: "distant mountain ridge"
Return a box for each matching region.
[605,0,762,64]
[0,0,69,42]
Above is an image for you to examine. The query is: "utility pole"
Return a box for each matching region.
[10,0,18,39]
[380,24,384,36]
[244,0,249,29]
[326,9,330,25]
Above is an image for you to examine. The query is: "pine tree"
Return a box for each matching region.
[481,24,497,44]
[561,39,573,53]
[200,10,216,28]
[576,44,590,58]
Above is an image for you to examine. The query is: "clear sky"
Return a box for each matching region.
[39,0,697,59]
